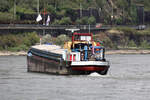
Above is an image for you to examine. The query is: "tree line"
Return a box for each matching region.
[0,0,150,25]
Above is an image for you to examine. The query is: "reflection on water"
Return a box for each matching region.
[0,55,150,100]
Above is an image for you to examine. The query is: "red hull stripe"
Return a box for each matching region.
[71,66,106,71]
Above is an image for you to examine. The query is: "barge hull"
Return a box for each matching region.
[27,54,69,75]
[27,54,109,75]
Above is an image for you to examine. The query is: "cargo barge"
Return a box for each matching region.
[27,32,110,75]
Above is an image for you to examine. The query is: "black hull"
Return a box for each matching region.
[27,48,109,75]
[27,54,109,75]
[27,54,69,75]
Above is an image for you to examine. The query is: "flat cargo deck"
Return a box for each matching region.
[31,45,65,55]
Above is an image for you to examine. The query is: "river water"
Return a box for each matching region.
[0,54,150,100]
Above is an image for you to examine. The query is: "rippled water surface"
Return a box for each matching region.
[0,55,150,100]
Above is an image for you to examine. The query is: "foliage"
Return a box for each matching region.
[75,18,82,25]
[139,28,150,35]
[115,17,123,25]
[56,9,66,17]
[115,0,128,9]
[23,32,39,46]
[120,37,129,47]
[59,17,72,25]
[93,33,118,49]
[0,0,150,24]
[129,4,138,24]
[15,6,35,14]
[79,17,89,25]
[0,32,39,51]
[95,0,106,8]
[75,16,96,25]
[52,19,60,25]
[0,12,13,22]
[54,34,70,46]
[47,5,56,15]
[140,40,150,49]
[128,40,137,47]
[103,37,118,49]
[53,17,72,25]
[8,44,29,52]
[115,27,138,35]
[143,0,150,11]
[0,0,11,12]
[41,34,52,44]
[88,16,96,24]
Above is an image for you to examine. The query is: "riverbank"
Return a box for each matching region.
[0,50,150,56]
[0,51,27,56]
[106,50,150,55]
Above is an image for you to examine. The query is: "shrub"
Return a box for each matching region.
[52,17,72,25]
[119,37,129,48]
[41,34,53,44]
[75,16,96,25]
[54,34,70,46]
[47,5,56,15]
[59,17,72,25]
[115,27,138,35]
[52,19,60,25]
[0,32,39,51]
[103,37,118,49]
[56,10,66,17]
[0,12,13,23]
[115,17,123,25]
[81,17,89,24]
[128,40,137,47]
[8,44,28,52]
[88,16,96,25]
[140,40,150,49]
[23,32,40,46]
[139,28,150,35]
[78,17,89,25]
[75,18,82,25]
[0,34,20,49]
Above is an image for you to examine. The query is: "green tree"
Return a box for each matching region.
[47,5,56,15]
[116,0,128,8]
[59,17,72,25]
[95,0,106,8]
[55,34,70,46]
[75,18,82,25]
[140,40,150,49]
[23,32,39,46]
[128,40,137,47]
[88,16,96,24]
[80,17,89,24]
[0,0,10,12]
[42,34,52,44]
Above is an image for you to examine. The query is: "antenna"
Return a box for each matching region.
[65,28,80,33]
